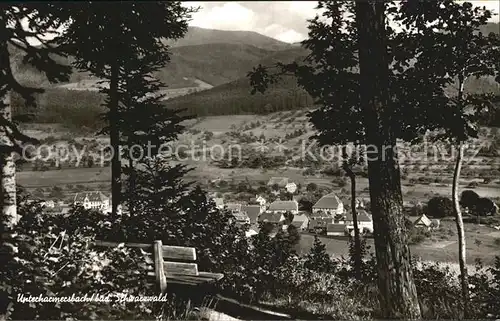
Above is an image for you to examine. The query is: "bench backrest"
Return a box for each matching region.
[94,240,199,292]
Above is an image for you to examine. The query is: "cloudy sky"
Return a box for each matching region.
[184,1,500,43]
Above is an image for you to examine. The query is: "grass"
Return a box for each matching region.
[298,220,500,266]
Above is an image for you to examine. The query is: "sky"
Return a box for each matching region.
[184,1,500,43]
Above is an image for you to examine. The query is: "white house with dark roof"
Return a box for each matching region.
[312,193,344,216]
[343,210,374,233]
[268,200,299,214]
[73,191,110,213]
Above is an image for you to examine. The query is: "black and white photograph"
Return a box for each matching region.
[1,1,500,320]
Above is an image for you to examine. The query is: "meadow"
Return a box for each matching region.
[16,111,500,266]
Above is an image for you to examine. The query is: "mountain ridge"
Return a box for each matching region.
[164,26,293,51]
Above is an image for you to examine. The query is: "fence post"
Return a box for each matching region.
[154,240,167,293]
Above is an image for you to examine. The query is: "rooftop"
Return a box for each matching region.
[313,193,342,209]
[74,191,109,203]
[268,200,298,212]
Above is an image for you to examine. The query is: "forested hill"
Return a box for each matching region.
[165,23,500,119]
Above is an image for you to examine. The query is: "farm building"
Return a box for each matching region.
[414,214,432,230]
[242,205,262,224]
[290,213,309,231]
[312,193,344,216]
[258,212,285,225]
[73,191,110,213]
[344,210,374,233]
[268,200,299,214]
[327,223,346,236]
[308,217,334,233]
[309,210,333,220]
[232,211,250,225]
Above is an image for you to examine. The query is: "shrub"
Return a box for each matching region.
[427,196,454,218]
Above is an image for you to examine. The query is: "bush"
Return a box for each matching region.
[427,196,454,218]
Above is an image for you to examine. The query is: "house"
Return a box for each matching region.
[344,210,374,234]
[226,203,242,213]
[327,223,346,236]
[312,193,344,216]
[249,195,267,212]
[213,197,225,210]
[73,191,110,213]
[267,177,289,188]
[309,210,333,220]
[242,205,262,225]
[285,182,297,194]
[355,198,365,209]
[232,211,250,225]
[258,212,285,225]
[60,207,71,215]
[308,217,333,233]
[245,229,258,238]
[414,214,432,230]
[255,195,267,207]
[291,213,309,231]
[40,200,55,208]
[268,200,299,214]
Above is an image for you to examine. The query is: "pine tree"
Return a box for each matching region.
[57,1,195,219]
[304,235,332,273]
[117,54,191,216]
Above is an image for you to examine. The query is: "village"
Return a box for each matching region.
[34,173,447,243]
[210,176,446,238]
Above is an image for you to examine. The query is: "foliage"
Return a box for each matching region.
[460,189,481,209]
[0,192,197,320]
[427,196,454,218]
[461,190,498,217]
[303,236,335,273]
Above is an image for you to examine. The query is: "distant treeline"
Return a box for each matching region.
[11,79,500,129]
[164,76,315,117]
[12,88,105,131]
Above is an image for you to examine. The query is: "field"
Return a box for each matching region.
[298,219,500,266]
[17,111,500,264]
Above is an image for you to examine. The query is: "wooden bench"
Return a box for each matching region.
[95,240,224,293]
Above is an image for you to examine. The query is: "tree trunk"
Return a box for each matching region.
[128,155,135,217]
[109,62,121,220]
[452,143,469,319]
[0,38,17,228]
[0,95,17,227]
[355,1,421,319]
[453,73,470,319]
[349,172,362,279]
